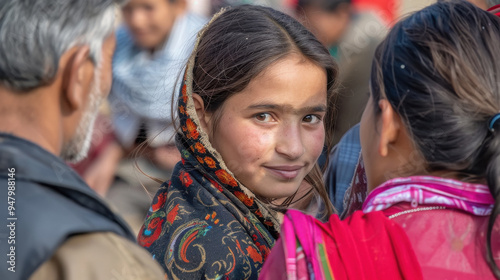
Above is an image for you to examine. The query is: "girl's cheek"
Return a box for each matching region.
[236,127,274,161]
[224,126,272,176]
[308,128,326,158]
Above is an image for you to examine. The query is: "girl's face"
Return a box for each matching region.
[203,54,327,199]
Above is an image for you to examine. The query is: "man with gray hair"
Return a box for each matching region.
[0,0,164,279]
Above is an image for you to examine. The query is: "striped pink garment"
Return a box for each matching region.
[362,176,494,215]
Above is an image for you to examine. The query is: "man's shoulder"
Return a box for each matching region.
[2,177,135,277]
[30,232,164,280]
[0,134,135,279]
[0,133,84,187]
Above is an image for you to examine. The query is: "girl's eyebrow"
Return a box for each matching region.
[246,104,327,114]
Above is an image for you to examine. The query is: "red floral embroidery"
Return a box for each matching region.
[181,84,188,103]
[179,105,186,115]
[138,217,165,248]
[264,220,274,228]
[151,192,166,212]
[255,209,263,218]
[195,142,206,154]
[246,246,263,263]
[234,191,254,207]
[208,177,223,192]
[185,119,199,140]
[235,239,244,254]
[204,157,217,169]
[215,170,237,187]
[257,242,271,260]
[167,204,179,224]
[179,171,193,187]
[204,211,220,225]
[196,156,204,164]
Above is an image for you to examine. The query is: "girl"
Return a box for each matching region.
[138,5,337,279]
[261,1,500,279]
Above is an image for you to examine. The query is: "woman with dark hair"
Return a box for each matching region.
[261,1,500,279]
[138,5,337,279]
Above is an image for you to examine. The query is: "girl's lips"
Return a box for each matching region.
[263,165,304,180]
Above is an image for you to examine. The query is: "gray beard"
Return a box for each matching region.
[61,70,103,163]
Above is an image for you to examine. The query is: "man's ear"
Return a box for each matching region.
[192,93,212,133]
[378,99,400,157]
[61,46,94,113]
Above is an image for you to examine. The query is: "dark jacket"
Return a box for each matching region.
[0,133,136,280]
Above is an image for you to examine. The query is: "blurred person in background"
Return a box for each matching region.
[210,0,283,14]
[0,0,164,279]
[83,0,206,195]
[78,0,206,234]
[293,0,388,146]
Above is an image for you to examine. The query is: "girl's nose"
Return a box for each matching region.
[275,123,305,160]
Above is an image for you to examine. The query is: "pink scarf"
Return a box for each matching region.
[362,176,494,216]
[259,210,422,280]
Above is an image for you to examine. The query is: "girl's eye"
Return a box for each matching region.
[303,115,321,124]
[255,113,273,122]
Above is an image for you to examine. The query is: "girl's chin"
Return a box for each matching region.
[254,183,302,202]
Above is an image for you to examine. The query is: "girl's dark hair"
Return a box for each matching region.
[189,5,338,216]
[370,0,500,277]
